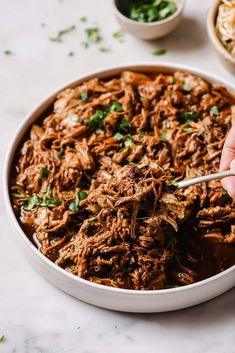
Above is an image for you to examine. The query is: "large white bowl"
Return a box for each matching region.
[4,63,235,313]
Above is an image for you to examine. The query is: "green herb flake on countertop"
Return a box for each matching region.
[80,16,87,22]
[0,335,5,343]
[49,25,76,43]
[4,50,13,55]
[85,28,102,43]
[152,49,167,56]
[113,29,125,41]
[99,47,111,53]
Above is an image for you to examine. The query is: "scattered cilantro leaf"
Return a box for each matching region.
[39,167,50,179]
[0,335,5,343]
[70,114,79,123]
[80,91,89,102]
[85,218,99,235]
[85,28,102,43]
[119,118,131,132]
[41,197,61,207]
[114,132,124,140]
[87,110,106,129]
[210,105,220,116]
[183,111,198,123]
[110,101,123,112]
[99,47,111,53]
[80,16,87,22]
[183,127,193,133]
[49,25,76,43]
[4,50,13,55]
[113,29,125,41]
[22,195,42,210]
[124,135,133,148]
[69,191,87,212]
[57,148,64,158]
[13,193,25,198]
[169,179,177,186]
[138,131,144,139]
[152,49,166,56]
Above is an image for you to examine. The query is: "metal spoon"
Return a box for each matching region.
[175,170,235,189]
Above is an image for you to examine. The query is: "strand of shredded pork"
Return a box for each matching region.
[11,70,235,290]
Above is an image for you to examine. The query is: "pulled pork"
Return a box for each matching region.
[11,70,235,290]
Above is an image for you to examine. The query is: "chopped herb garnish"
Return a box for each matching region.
[110,101,123,112]
[129,0,177,22]
[81,42,89,49]
[119,118,131,132]
[99,47,111,53]
[69,191,87,212]
[70,114,79,123]
[49,25,76,43]
[210,105,220,116]
[23,195,42,210]
[13,192,25,198]
[4,50,13,55]
[57,148,64,158]
[138,131,144,139]
[183,111,198,123]
[41,197,61,207]
[46,188,52,196]
[129,162,146,169]
[114,132,124,140]
[169,179,177,186]
[85,218,99,235]
[160,130,168,142]
[65,193,73,199]
[197,129,206,137]
[80,91,89,102]
[87,110,106,129]
[183,84,191,92]
[183,127,193,133]
[0,335,5,343]
[152,49,167,56]
[95,128,104,134]
[68,51,74,57]
[39,167,50,179]
[85,28,102,43]
[80,16,87,22]
[124,135,133,148]
[113,29,125,41]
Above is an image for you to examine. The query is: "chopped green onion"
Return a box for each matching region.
[183,111,198,123]
[0,335,5,343]
[183,127,193,133]
[119,118,131,132]
[69,191,87,212]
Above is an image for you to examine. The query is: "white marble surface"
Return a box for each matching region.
[0,0,234,352]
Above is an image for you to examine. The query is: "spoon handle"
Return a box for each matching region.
[176,170,235,189]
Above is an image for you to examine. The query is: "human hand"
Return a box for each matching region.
[220,122,235,197]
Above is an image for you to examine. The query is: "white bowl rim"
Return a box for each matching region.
[4,62,235,297]
[207,0,235,64]
[112,0,185,27]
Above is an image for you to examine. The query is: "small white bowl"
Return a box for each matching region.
[4,63,235,313]
[207,0,235,75]
[112,0,185,40]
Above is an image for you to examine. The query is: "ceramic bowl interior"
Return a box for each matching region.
[4,63,235,313]
[207,0,235,75]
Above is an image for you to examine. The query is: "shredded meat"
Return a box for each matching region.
[11,70,235,290]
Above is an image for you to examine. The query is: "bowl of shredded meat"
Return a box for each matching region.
[208,0,235,75]
[4,63,235,312]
